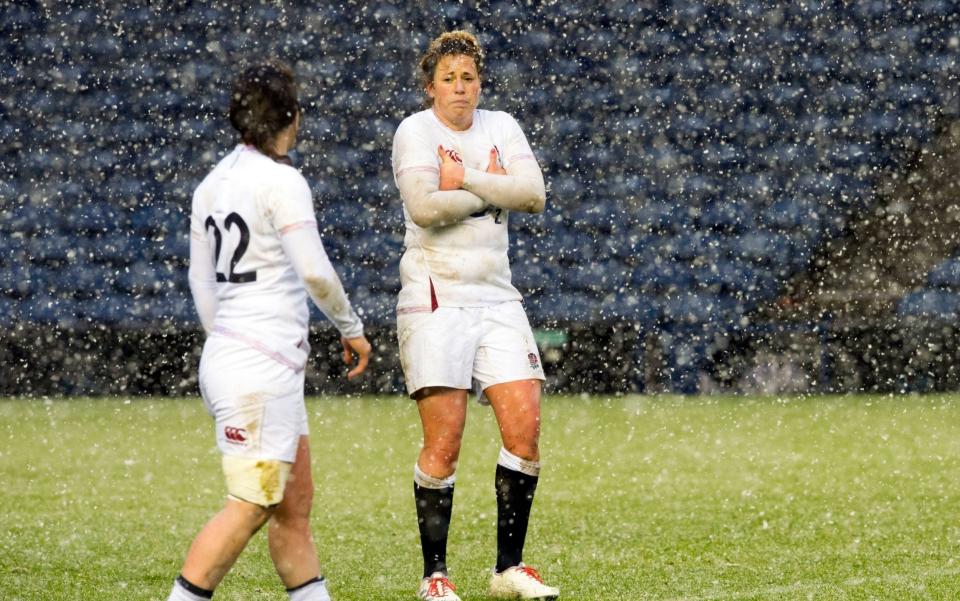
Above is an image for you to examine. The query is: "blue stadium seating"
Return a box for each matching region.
[3,2,955,391]
[927,258,960,289]
[898,289,960,320]
[902,254,960,321]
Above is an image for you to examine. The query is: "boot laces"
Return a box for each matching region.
[428,575,456,596]
[518,565,544,583]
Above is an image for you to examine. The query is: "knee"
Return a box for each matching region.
[502,421,540,462]
[423,435,462,454]
[270,508,310,535]
[421,451,460,476]
[422,435,463,465]
[228,498,276,535]
[273,495,312,528]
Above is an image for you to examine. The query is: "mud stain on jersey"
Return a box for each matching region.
[397,326,410,347]
[422,252,462,281]
[256,460,281,505]
[304,275,333,301]
[477,256,497,278]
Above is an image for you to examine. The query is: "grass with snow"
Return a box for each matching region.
[1,394,959,600]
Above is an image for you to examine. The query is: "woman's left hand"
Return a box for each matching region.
[341,335,372,380]
[486,147,506,175]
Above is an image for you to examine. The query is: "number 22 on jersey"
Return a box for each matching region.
[205,212,257,283]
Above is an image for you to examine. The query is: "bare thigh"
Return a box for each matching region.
[415,387,469,478]
[486,379,542,462]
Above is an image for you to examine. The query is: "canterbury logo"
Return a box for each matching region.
[224,426,248,444]
[528,352,540,370]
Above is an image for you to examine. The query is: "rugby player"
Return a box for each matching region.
[391,30,559,601]
[167,60,371,601]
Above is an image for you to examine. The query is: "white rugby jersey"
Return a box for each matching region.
[391,108,542,312]
[189,144,363,372]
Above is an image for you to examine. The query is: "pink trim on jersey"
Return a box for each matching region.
[397,306,434,315]
[190,232,205,240]
[212,325,305,373]
[395,165,440,178]
[397,280,439,315]
[279,220,317,235]
[507,153,536,162]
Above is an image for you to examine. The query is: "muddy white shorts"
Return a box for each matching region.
[198,334,308,463]
[397,301,545,403]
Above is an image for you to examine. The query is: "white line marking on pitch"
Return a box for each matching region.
[661,566,960,601]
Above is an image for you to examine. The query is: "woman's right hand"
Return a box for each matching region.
[437,144,464,190]
[341,335,372,380]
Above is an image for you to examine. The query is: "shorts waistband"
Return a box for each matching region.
[211,325,305,373]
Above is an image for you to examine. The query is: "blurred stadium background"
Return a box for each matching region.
[2,0,959,396]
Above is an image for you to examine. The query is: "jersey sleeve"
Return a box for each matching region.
[279,225,364,339]
[460,112,546,214]
[499,112,539,168]
[266,169,318,235]
[392,117,440,182]
[264,169,364,338]
[187,191,218,333]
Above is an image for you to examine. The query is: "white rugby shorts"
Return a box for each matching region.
[397,301,545,403]
[198,334,309,463]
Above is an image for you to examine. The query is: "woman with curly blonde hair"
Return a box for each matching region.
[391,31,559,601]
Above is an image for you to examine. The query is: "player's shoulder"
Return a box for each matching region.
[268,156,308,184]
[196,146,236,187]
[395,109,436,137]
[195,146,309,205]
[192,147,238,206]
[264,160,311,206]
[234,146,309,194]
[479,109,522,130]
[393,110,437,158]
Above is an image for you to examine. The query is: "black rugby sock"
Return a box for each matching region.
[495,463,539,573]
[415,480,455,578]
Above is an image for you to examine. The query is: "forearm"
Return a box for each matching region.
[280,227,364,338]
[398,172,486,227]
[461,162,546,214]
[188,277,218,333]
[188,240,218,333]
[301,269,364,339]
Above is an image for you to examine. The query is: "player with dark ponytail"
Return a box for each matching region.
[228,60,300,163]
[166,60,371,601]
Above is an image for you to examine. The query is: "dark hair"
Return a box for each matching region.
[228,60,299,159]
[419,30,485,94]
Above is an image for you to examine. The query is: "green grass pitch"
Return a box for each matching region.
[2,395,959,600]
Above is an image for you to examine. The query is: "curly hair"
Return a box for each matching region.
[419,30,485,94]
[228,60,299,159]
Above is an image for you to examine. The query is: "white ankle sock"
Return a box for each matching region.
[287,576,331,601]
[167,576,212,601]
